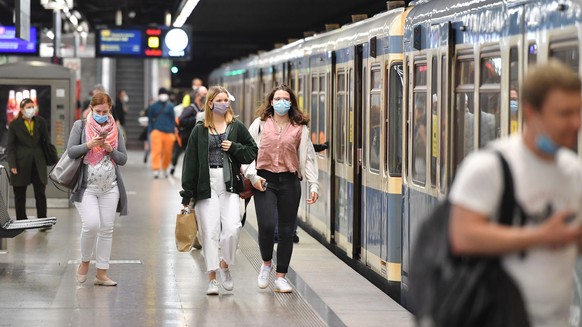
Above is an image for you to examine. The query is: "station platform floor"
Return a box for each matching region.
[0,151,413,327]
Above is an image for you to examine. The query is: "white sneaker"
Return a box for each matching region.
[219,268,234,291]
[153,171,159,179]
[206,279,219,295]
[274,277,292,293]
[257,264,272,289]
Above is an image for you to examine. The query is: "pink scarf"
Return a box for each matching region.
[84,114,118,166]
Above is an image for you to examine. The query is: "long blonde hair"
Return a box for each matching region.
[203,86,234,129]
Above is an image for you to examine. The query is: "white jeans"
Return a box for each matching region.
[195,168,241,273]
[74,186,120,269]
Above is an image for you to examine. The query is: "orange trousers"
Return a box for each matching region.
[150,130,175,171]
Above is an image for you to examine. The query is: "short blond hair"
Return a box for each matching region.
[522,60,581,111]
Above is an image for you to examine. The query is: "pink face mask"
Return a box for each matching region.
[212,102,229,115]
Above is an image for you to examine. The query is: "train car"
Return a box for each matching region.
[210,3,411,298]
[402,0,582,322]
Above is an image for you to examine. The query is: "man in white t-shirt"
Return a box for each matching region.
[449,60,582,327]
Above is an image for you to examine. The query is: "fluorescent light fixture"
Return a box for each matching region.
[173,0,200,27]
[46,30,55,40]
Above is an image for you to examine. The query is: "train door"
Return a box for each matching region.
[352,44,364,259]
[332,48,356,255]
[401,21,454,304]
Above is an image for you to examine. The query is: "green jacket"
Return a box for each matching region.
[180,119,257,204]
[7,116,50,187]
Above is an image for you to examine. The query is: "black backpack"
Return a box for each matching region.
[409,152,530,327]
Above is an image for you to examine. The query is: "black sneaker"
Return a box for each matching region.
[293,235,299,243]
[170,167,175,176]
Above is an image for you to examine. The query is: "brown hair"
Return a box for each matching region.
[522,60,581,111]
[203,85,234,129]
[256,84,309,125]
[90,92,113,109]
[18,98,35,119]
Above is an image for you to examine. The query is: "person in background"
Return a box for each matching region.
[449,60,582,327]
[67,92,127,286]
[113,89,129,127]
[147,88,176,178]
[182,78,204,107]
[171,86,208,176]
[245,84,319,293]
[7,98,50,225]
[180,85,257,295]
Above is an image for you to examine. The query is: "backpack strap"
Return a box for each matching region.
[496,151,515,227]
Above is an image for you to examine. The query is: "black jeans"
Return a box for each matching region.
[171,142,183,167]
[13,161,47,220]
[253,170,301,274]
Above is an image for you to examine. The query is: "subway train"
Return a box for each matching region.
[209,0,582,321]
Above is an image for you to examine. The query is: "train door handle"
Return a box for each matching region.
[357,148,363,166]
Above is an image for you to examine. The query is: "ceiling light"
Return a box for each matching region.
[46,30,55,40]
[173,0,200,27]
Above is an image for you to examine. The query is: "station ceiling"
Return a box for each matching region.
[0,0,408,87]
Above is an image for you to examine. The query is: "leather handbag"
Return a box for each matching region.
[237,171,253,200]
[48,149,83,190]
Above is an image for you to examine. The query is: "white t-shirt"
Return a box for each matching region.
[449,136,582,327]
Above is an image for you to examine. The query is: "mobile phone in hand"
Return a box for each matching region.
[99,131,108,138]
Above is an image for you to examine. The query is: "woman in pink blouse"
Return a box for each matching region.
[244,84,319,293]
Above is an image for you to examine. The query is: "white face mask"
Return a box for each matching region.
[23,107,36,119]
[159,94,169,102]
[123,95,129,103]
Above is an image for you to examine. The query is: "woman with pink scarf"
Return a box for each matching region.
[66,92,128,286]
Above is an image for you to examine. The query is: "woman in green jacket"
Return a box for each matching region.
[180,86,257,295]
[7,98,51,222]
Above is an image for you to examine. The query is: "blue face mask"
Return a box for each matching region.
[536,134,560,156]
[93,113,109,124]
[510,100,518,113]
[273,100,291,115]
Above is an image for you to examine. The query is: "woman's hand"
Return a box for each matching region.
[307,192,318,204]
[87,135,105,149]
[252,177,267,192]
[102,142,113,153]
[221,140,232,152]
[10,168,17,175]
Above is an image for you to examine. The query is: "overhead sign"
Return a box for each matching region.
[96,26,191,59]
[0,26,39,55]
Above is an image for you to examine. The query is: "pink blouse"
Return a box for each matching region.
[256,117,302,173]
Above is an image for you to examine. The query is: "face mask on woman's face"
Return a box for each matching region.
[123,95,129,103]
[93,112,109,124]
[273,99,291,115]
[212,102,229,116]
[159,94,169,102]
[23,107,36,119]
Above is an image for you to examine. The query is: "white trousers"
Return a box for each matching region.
[195,168,241,273]
[74,186,120,269]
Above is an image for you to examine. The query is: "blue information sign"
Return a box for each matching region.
[98,29,142,56]
[0,26,38,55]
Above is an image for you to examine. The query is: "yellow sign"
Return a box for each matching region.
[432,114,438,158]
[148,36,160,48]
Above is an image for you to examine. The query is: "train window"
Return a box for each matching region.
[509,47,519,135]
[412,63,428,185]
[551,45,580,73]
[318,75,327,154]
[388,63,403,177]
[479,56,502,148]
[454,59,475,172]
[430,57,438,187]
[369,68,382,173]
[336,71,346,163]
[348,68,354,166]
[528,43,537,66]
[311,76,318,143]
